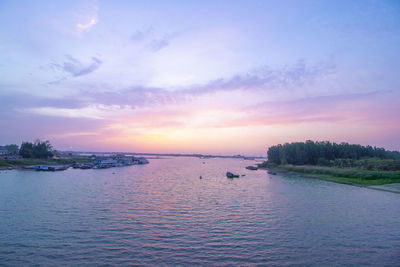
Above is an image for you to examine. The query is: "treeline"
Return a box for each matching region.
[1,140,54,159]
[19,140,54,159]
[267,140,400,166]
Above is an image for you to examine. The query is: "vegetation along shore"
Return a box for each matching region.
[0,140,90,170]
[0,140,148,170]
[259,140,400,186]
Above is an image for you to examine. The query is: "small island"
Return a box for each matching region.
[258,140,400,186]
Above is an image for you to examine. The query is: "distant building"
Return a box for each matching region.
[95,158,117,165]
[0,147,8,155]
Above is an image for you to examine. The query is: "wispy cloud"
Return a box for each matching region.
[16,106,103,120]
[72,60,334,109]
[77,18,97,31]
[0,91,84,112]
[15,103,133,120]
[131,27,154,42]
[130,27,177,52]
[12,60,331,128]
[146,36,170,51]
[214,91,400,128]
[52,55,103,77]
[75,0,98,33]
[181,59,335,95]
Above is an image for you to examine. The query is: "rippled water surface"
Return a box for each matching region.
[1,157,399,266]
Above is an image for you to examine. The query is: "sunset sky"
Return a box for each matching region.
[0,0,399,155]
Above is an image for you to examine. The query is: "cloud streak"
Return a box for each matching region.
[72,60,335,109]
[77,18,97,31]
[146,37,170,51]
[8,59,338,122]
[130,27,177,51]
[52,55,103,77]
[131,27,154,42]
[182,60,335,95]
[75,0,98,33]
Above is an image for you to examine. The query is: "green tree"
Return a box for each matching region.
[267,140,400,166]
[267,145,281,164]
[19,140,54,159]
[32,139,53,158]
[19,142,34,158]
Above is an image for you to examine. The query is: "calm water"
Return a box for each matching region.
[0,157,399,266]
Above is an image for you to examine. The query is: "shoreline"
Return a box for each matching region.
[260,167,400,194]
[0,157,92,171]
[0,156,149,171]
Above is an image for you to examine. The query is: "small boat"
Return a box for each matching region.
[79,163,93,169]
[35,165,69,171]
[22,166,35,170]
[226,172,239,178]
[35,165,50,171]
[267,170,277,175]
[245,166,258,170]
[49,165,69,171]
[72,163,81,169]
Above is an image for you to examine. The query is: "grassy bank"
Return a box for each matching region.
[0,158,92,168]
[259,162,400,185]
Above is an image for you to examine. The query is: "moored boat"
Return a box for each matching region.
[246,166,258,170]
[226,172,239,178]
[35,165,69,171]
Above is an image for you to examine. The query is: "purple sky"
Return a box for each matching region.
[0,0,399,155]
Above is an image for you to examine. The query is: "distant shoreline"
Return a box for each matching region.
[66,151,264,160]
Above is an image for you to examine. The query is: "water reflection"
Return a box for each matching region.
[0,157,399,266]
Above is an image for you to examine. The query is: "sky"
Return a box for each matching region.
[0,0,399,155]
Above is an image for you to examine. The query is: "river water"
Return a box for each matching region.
[0,157,399,266]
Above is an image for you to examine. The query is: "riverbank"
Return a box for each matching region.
[259,163,400,186]
[0,158,92,170]
[258,167,400,194]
